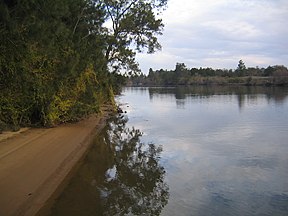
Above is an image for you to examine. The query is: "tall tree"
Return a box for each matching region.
[236,59,246,76]
[0,0,168,130]
[237,59,246,71]
[99,0,167,73]
[0,0,111,128]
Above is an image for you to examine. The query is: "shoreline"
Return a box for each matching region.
[127,75,288,87]
[0,107,114,216]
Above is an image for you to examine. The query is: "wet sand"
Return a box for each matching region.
[0,110,112,216]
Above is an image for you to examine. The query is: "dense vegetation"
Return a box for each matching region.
[129,61,288,86]
[0,0,167,131]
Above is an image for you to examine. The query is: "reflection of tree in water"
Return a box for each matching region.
[101,115,169,215]
[148,86,288,110]
[50,114,169,216]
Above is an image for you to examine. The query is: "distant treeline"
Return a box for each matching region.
[129,61,288,87]
[0,0,167,131]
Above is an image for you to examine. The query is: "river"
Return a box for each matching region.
[49,86,288,216]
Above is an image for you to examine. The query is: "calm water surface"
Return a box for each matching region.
[50,86,288,216]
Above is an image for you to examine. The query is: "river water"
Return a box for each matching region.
[50,86,288,216]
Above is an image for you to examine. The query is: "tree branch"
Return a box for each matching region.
[118,0,138,19]
[72,7,86,36]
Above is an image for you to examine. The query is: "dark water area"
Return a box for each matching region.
[50,86,288,216]
[49,115,169,216]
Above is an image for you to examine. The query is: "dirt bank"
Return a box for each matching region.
[0,108,113,216]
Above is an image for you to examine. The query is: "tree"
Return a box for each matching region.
[237,60,246,70]
[0,0,169,130]
[236,59,246,76]
[99,0,168,73]
[264,66,275,76]
[175,63,187,73]
[0,0,116,129]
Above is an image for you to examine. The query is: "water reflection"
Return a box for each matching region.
[148,86,288,110]
[50,115,169,216]
[122,86,288,216]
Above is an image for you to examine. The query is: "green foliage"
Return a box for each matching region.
[2,0,163,130]
[129,62,288,87]
[236,59,247,76]
[100,0,167,73]
[1,0,165,130]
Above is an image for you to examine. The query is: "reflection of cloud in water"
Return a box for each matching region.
[105,165,117,182]
[200,180,288,216]
[203,125,256,143]
[237,156,278,169]
[120,87,288,216]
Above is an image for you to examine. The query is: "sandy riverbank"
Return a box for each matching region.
[0,108,113,216]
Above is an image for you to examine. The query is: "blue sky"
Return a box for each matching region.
[136,0,288,73]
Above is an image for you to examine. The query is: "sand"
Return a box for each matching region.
[0,110,112,216]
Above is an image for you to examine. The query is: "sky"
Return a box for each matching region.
[136,0,288,74]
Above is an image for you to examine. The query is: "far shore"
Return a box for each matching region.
[128,75,288,87]
[0,106,114,216]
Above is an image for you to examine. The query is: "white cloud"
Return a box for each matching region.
[202,20,263,40]
[136,0,288,73]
